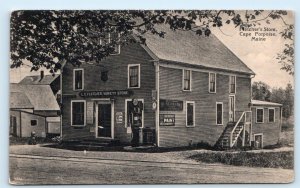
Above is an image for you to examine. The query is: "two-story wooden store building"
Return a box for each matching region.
[60,25,282,148]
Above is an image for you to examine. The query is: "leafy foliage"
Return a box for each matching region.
[252,81,294,118]
[10,10,294,74]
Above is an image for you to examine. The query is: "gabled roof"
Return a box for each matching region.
[10,92,34,109]
[142,25,255,75]
[19,74,60,85]
[251,99,282,107]
[10,83,60,111]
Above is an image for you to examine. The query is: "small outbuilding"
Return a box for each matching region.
[250,99,283,148]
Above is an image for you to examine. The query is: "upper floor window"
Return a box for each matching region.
[183,70,191,91]
[100,32,121,55]
[229,75,236,93]
[268,108,275,123]
[256,108,264,123]
[209,73,216,93]
[73,69,84,90]
[128,64,140,88]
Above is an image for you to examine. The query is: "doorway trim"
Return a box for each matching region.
[95,99,114,139]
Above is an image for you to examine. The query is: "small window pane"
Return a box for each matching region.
[72,102,85,125]
[257,109,264,123]
[31,120,37,126]
[187,103,194,126]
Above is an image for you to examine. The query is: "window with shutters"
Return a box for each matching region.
[183,69,191,91]
[71,100,86,126]
[73,69,84,90]
[128,64,140,88]
[209,73,216,93]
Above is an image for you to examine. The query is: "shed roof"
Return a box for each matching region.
[251,99,282,107]
[10,92,34,109]
[19,74,60,85]
[142,25,255,75]
[10,83,60,111]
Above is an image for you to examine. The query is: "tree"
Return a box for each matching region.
[10,10,294,74]
[268,83,294,118]
[252,81,272,101]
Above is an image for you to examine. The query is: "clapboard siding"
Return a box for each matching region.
[251,107,281,147]
[159,66,251,147]
[62,43,156,142]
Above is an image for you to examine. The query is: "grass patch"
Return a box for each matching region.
[189,151,294,169]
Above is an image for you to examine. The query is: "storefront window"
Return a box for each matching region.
[186,101,195,127]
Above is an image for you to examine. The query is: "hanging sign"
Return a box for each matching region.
[79,90,133,98]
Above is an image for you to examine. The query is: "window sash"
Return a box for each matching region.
[256,109,264,123]
[129,66,139,87]
[186,102,194,126]
[72,102,85,125]
[269,109,275,122]
[74,70,83,90]
[209,73,216,92]
[183,70,191,90]
[230,76,236,93]
[216,103,223,125]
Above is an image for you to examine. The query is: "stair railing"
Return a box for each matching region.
[230,111,252,148]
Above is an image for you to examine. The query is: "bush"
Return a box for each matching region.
[189,151,294,169]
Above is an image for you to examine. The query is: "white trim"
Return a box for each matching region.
[216,102,223,125]
[253,133,264,148]
[268,108,276,123]
[182,69,192,91]
[229,95,235,122]
[209,72,216,93]
[71,100,86,127]
[124,98,144,128]
[186,101,195,127]
[159,63,252,78]
[95,100,115,139]
[229,75,236,94]
[73,68,84,91]
[155,62,160,147]
[256,107,264,123]
[30,119,38,126]
[128,64,141,88]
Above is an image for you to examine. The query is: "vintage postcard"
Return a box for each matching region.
[9,10,294,184]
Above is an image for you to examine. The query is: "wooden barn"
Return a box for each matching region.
[60,26,282,148]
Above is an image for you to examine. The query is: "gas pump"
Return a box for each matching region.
[130,99,143,147]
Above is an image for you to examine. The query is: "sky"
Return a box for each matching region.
[211,11,294,89]
[10,10,294,89]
